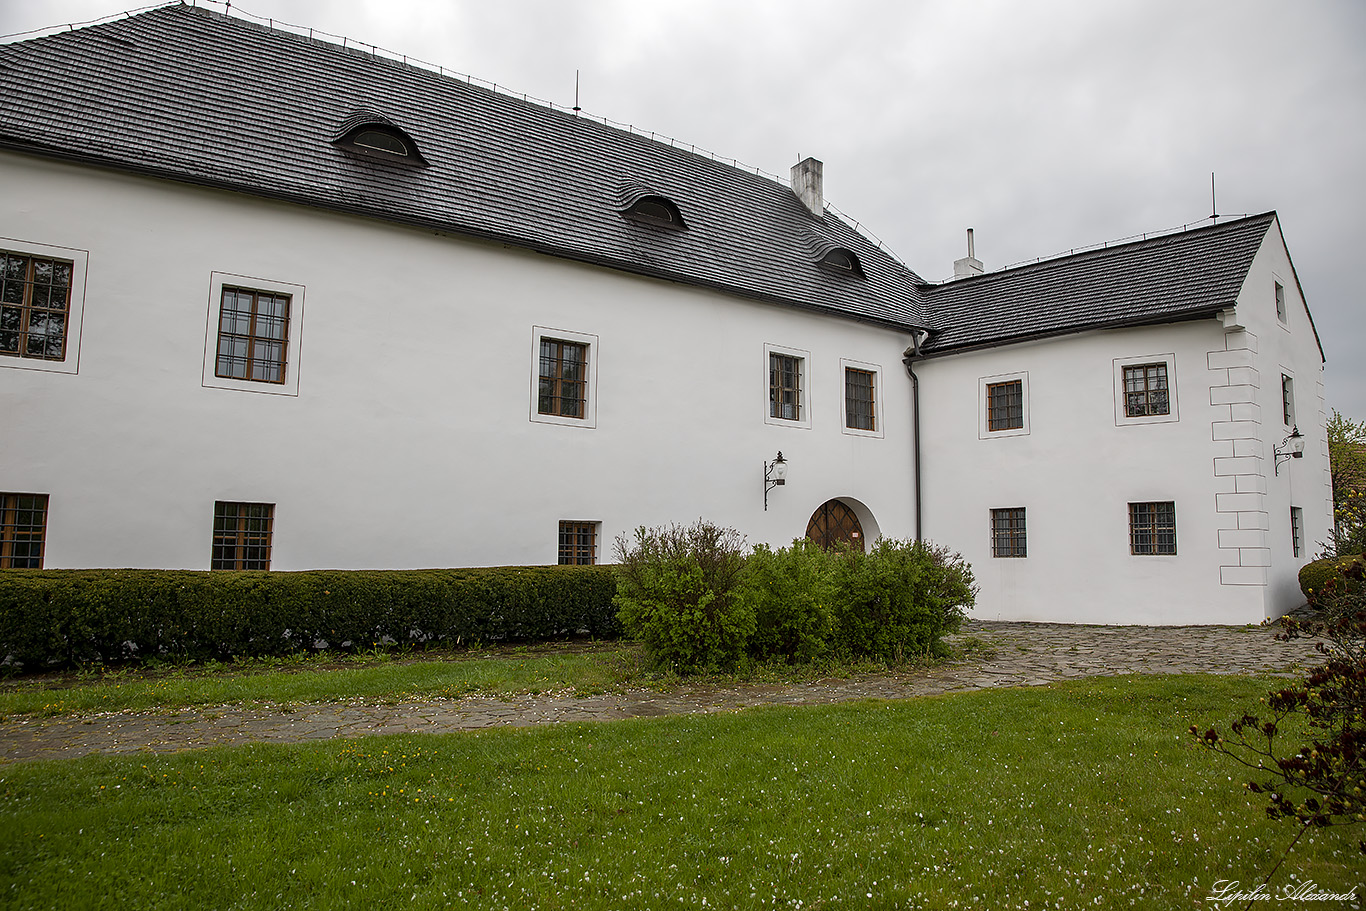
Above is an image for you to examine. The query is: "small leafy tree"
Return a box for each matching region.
[613,521,755,673]
[1326,410,1366,556]
[1192,596,1366,888]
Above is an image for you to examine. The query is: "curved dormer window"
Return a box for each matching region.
[819,247,864,277]
[334,112,425,165]
[623,195,685,229]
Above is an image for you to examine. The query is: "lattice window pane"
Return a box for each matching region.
[770,354,803,421]
[211,501,274,570]
[845,368,876,431]
[214,287,290,384]
[1129,501,1176,555]
[558,521,597,565]
[0,251,73,363]
[1,493,49,569]
[991,507,1027,558]
[987,380,1023,431]
[538,339,588,418]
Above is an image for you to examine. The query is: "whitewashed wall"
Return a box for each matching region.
[0,153,916,570]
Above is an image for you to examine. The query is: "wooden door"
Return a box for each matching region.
[806,499,865,552]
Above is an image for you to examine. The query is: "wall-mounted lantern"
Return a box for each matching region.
[763,451,787,511]
[1273,426,1305,475]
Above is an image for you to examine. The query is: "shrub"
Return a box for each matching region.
[829,539,975,663]
[1299,554,1365,607]
[613,522,755,673]
[0,566,619,673]
[745,539,836,663]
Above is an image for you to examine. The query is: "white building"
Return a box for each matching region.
[0,5,1331,625]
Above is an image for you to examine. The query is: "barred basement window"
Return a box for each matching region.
[990,507,1027,558]
[845,367,876,431]
[558,521,598,565]
[1129,501,1176,555]
[987,380,1023,431]
[538,339,588,418]
[0,493,47,569]
[770,353,803,421]
[0,250,73,361]
[212,501,274,570]
[215,287,291,384]
[1291,506,1303,559]
[1123,363,1170,417]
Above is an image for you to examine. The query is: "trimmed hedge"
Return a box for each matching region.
[0,566,620,672]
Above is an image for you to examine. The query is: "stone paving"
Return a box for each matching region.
[0,619,1325,764]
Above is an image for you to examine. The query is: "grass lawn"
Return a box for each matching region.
[1,673,1360,910]
[0,643,914,719]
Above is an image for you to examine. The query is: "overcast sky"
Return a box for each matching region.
[5,0,1363,417]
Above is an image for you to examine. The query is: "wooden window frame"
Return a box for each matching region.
[986,380,1024,431]
[211,501,274,570]
[979,372,1029,438]
[0,493,48,569]
[1129,501,1177,556]
[843,366,877,432]
[214,286,291,384]
[764,343,812,429]
[538,338,589,419]
[558,521,599,565]
[1122,363,1171,417]
[990,507,1027,558]
[0,250,73,363]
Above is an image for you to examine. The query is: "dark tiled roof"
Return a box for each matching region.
[920,214,1276,354]
[0,4,928,330]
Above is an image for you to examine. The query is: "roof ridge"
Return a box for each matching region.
[930,211,1276,287]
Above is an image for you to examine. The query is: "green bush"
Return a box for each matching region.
[1299,554,1365,607]
[829,539,975,663]
[613,522,755,673]
[0,566,619,673]
[745,539,836,663]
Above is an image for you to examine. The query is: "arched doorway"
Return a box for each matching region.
[806,499,865,552]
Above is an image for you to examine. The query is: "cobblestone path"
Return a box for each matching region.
[0,619,1324,763]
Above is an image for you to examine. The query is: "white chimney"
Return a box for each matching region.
[791,157,823,217]
[953,228,984,279]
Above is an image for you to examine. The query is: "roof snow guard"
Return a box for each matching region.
[0,4,928,332]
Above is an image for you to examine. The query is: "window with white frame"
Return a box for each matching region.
[764,343,811,429]
[202,272,305,396]
[979,372,1029,438]
[1281,374,1295,427]
[841,358,883,437]
[530,326,598,428]
[1113,354,1178,426]
[1290,507,1303,559]
[0,239,88,375]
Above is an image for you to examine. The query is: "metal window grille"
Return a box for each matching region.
[990,507,1027,558]
[1129,501,1177,555]
[1281,375,1295,426]
[845,368,876,431]
[212,501,274,570]
[0,251,73,361]
[1123,363,1170,417]
[0,493,48,569]
[770,354,802,421]
[215,287,290,383]
[1275,282,1286,322]
[558,521,597,565]
[1290,507,1303,559]
[986,380,1023,431]
[538,339,588,418]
